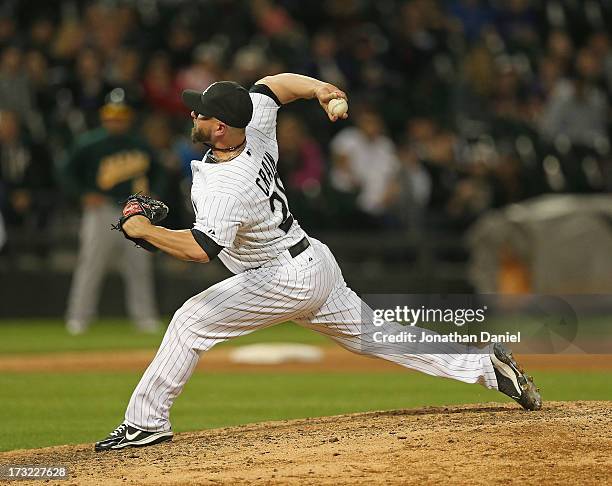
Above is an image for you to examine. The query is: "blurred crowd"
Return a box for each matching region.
[1,0,612,261]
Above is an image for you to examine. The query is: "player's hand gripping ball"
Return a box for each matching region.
[112,193,169,252]
[316,86,348,121]
[328,98,349,117]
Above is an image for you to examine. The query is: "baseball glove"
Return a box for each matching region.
[112,193,169,252]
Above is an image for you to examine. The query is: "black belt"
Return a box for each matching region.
[288,237,310,258]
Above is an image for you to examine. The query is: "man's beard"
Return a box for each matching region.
[191,125,212,144]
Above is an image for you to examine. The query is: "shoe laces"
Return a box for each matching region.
[110,423,128,437]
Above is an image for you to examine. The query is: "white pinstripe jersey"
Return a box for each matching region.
[191,88,306,274]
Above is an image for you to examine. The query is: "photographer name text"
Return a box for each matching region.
[372,331,521,344]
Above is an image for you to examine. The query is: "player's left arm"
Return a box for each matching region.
[122,216,211,263]
[256,73,348,122]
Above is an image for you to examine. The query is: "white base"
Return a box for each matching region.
[229,343,324,365]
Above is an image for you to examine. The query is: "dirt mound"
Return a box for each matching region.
[2,401,611,485]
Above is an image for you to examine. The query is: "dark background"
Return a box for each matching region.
[1,0,611,316]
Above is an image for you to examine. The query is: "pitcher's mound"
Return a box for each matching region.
[4,401,611,485]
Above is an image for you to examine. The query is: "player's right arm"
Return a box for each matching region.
[122,191,240,263]
[121,216,214,263]
[256,73,348,122]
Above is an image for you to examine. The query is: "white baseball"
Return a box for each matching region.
[328,98,348,117]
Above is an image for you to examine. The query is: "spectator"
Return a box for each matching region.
[588,31,612,95]
[402,118,464,219]
[346,26,391,100]
[445,174,492,227]
[107,48,145,111]
[388,143,432,230]
[251,0,295,38]
[277,113,325,227]
[50,20,85,63]
[164,17,196,70]
[531,55,564,101]
[0,15,17,50]
[66,48,112,131]
[0,110,55,258]
[229,44,269,87]
[142,52,184,117]
[140,113,188,229]
[278,113,324,195]
[546,30,574,75]
[447,0,495,43]
[176,43,224,94]
[24,49,56,140]
[84,2,130,60]
[306,31,347,90]
[0,45,33,121]
[539,47,608,148]
[393,0,449,78]
[489,145,529,207]
[59,89,165,335]
[27,17,56,58]
[494,0,539,52]
[490,59,537,135]
[330,106,399,227]
[453,45,497,132]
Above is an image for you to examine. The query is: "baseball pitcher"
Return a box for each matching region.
[95,74,541,451]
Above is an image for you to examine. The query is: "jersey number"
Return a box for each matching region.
[269,173,293,233]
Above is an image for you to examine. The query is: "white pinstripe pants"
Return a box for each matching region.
[125,238,498,431]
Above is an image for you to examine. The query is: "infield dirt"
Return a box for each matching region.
[2,401,611,485]
[1,347,611,372]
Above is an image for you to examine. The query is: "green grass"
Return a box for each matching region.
[0,319,329,354]
[1,319,610,452]
[1,317,609,355]
[2,370,609,452]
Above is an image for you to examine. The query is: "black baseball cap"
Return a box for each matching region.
[182,81,253,128]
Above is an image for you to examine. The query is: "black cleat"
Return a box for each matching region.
[490,343,542,411]
[94,423,173,452]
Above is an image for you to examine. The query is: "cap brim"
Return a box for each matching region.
[182,89,214,117]
[100,104,133,120]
